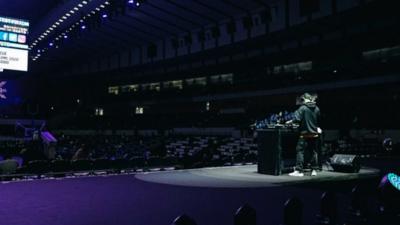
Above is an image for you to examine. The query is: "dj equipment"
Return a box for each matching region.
[330,154,360,173]
[257,128,298,175]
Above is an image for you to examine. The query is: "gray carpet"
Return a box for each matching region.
[135,165,380,188]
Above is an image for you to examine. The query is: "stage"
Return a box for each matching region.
[136,165,380,188]
[0,165,381,225]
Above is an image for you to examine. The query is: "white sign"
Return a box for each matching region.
[0,47,28,71]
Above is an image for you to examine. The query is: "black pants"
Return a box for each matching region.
[295,137,319,172]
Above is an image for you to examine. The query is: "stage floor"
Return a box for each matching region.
[135,165,380,188]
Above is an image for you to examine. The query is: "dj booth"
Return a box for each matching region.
[256,127,299,175]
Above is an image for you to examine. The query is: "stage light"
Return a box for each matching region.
[102,14,108,18]
[284,197,303,225]
[317,192,338,225]
[74,7,79,11]
[105,1,110,5]
[81,25,86,30]
[172,214,197,225]
[100,4,105,8]
[128,0,134,4]
[49,42,54,46]
[82,1,88,4]
[64,35,68,39]
[234,204,256,225]
[78,4,83,7]
[136,2,140,6]
[379,173,400,214]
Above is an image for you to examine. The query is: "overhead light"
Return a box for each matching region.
[100,4,105,8]
[74,7,79,11]
[62,16,67,19]
[102,14,108,18]
[70,10,75,14]
[82,1,88,4]
[55,22,60,25]
[78,4,83,7]
[81,25,86,30]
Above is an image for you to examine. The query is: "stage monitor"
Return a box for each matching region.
[0,16,29,72]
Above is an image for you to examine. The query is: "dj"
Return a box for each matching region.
[287,93,321,177]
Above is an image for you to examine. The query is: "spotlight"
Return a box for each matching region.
[81,25,86,29]
[102,14,108,18]
[128,0,134,4]
[64,35,68,39]
[49,42,54,46]
[234,204,256,225]
[136,2,140,6]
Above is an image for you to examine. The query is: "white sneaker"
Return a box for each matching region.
[311,170,317,176]
[289,170,304,177]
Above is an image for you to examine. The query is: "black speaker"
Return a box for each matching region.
[330,154,360,173]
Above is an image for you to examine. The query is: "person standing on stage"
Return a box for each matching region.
[287,93,322,177]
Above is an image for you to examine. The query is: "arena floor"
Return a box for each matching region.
[0,166,381,225]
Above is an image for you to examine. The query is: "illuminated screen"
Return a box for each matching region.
[0,16,29,72]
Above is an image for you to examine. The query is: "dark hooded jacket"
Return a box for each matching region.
[293,102,320,134]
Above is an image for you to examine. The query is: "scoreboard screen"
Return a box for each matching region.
[0,16,29,72]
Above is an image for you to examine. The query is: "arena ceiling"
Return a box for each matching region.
[4,0,269,72]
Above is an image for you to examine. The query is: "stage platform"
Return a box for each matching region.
[135,165,380,188]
